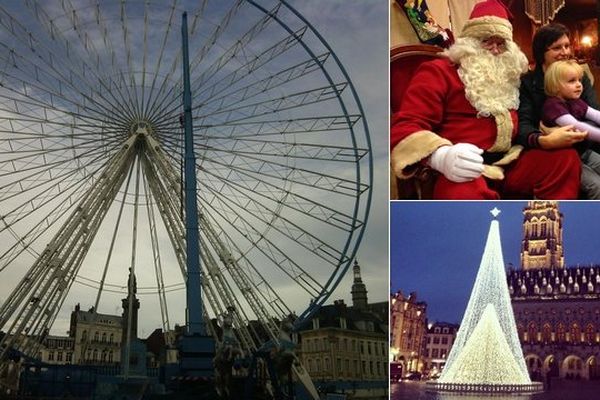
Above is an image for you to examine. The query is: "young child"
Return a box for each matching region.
[542,60,600,141]
[543,59,600,199]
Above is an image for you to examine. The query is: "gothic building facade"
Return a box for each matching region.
[509,201,600,380]
[389,290,427,375]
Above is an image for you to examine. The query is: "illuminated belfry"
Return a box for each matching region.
[520,201,564,270]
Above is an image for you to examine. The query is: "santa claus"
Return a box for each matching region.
[391,0,581,199]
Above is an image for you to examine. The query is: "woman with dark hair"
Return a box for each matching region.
[518,23,600,198]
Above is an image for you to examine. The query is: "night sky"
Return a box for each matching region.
[390,201,600,325]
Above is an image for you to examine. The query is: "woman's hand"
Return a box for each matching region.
[538,123,587,149]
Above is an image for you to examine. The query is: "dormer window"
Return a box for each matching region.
[340,317,347,329]
[312,318,320,330]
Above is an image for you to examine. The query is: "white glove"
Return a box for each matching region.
[428,143,484,183]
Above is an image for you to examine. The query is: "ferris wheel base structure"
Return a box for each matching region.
[176,335,216,378]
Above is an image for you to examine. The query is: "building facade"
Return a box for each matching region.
[510,201,600,380]
[297,260,387,395]
[38,335,75,365]
[423,322,459,378]
[69,304,123,365]
[390,290,427,374]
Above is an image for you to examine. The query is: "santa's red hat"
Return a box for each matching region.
[460,0,513,41]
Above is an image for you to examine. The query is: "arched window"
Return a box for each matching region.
[94,331,99,342]
[528,322,537,344]
[542,323,552,343]
[102,332,106,342]
[557,323,566,343]
[110,333,114,343]
[586,323,595,343]
[571,323,582,343]
[92,349,98,361]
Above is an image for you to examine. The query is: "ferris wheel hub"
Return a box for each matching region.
[129,120,154,137]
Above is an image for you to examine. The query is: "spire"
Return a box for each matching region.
[351,259,368,310]
[439,211,530,385]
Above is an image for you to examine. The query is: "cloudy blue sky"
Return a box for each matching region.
[391,201,600,325]
[289,0,389,306]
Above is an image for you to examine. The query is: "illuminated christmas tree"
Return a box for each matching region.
[432,208,541,393]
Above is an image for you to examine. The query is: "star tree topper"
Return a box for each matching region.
[490,207,501,219]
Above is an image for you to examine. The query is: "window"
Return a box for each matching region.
[337,358,342,373]
[57,352,63,362]
[48,352,54,361]
[432,349,439,358]
[110,333,114,343]
[94,331,99,342]
[102,332,106,342]
[433,337,440,344]
[441,337,448,345]
[66,353,72,363]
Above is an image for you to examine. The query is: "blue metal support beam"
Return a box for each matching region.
[178,12,214,379]
[182,11,205,336]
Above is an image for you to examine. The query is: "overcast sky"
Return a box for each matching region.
[290,0,389,307]
[391,201,600,325]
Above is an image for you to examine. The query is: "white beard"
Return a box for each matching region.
[445,37,529,117]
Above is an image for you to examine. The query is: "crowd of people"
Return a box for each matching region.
[391,0,599,199]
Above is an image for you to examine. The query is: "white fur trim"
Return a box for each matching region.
[460,15,512,41]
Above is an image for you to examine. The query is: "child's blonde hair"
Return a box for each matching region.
[544,59,584,97]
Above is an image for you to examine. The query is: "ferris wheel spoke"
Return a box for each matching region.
[142,174,172,336]
[42,0,142,119]
[199,149,366,196]
[191,27,312,109]
[196,114,361,139]
[142,1,180,117]
[151,23,311,127]
[192,52,328,121]
[200,212,292,322]
[0,140,123,228]
[188,3,282,93]
[203,137,367,163]
[0,57,128,125]
[194,82,348,126]
[199,185,327,296]
[200,163,358,232]
[7,4,139,124]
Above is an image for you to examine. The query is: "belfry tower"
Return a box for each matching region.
[520,201,564,270]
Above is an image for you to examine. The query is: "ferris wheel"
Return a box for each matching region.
[0,0,372,374]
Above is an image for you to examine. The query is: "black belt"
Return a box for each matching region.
[482,151,504,165]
